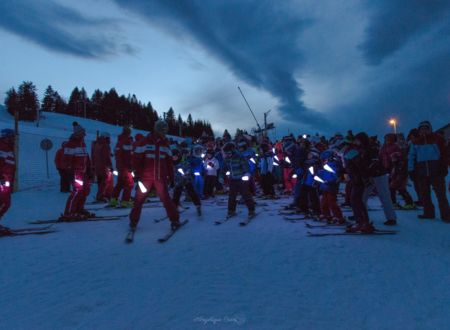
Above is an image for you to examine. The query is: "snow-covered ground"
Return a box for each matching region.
[1,111,450,329]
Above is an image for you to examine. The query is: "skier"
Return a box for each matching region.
[91,132,113,202]
[171,148,202,215]
[361,135,398,226]
[379,133,414,210]
[344,133,374,233]
[110,127,134,208]
[190,144,205,199]
[0,129,16,228]
[237,139,257,195]
[203,149,220,199]
[222,142,255,218]
[129,120,180,231]
[258,142,275,198]
[408,121,449,222]
[315,150,344,224]
[54,141,72,192]
[59,125,94,220]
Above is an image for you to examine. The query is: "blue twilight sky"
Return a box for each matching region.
[1,0,449,138]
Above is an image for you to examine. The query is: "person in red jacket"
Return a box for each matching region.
[379,133,414,209]
[92,132,113,202]
[59,125,94,221]
[110,127,134,208]
[0,129,16,225]
[129,120,180,231]
[55,141,72,192]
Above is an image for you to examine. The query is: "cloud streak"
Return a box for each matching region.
[113,0,328,128]
[0,0,135,58]
[359,0,450,65]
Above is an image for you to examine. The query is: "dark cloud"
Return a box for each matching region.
[113,0,329,129]
[330,41,450,135]
[0,0,135,58]
[360,0,450,65]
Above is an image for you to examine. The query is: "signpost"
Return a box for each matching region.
[40,138,53,179]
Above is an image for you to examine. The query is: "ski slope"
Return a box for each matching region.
[1,110,450,329]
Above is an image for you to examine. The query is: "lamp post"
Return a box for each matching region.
[389,118,397,134]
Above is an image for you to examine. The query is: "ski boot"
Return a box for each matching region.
[80,209,96,219]
[402,204,416,210]
[108,198,118,207]
[196,205,202,216]
[384,219,397,226]
[227,210,237,218]
[0,224,12,235]
[248,209,256,218]
[346,222,375,233]
[118,200,134,208]
[171,220,181,231]
[58,213,83,222]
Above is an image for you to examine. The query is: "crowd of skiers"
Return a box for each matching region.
[0,118,449,234]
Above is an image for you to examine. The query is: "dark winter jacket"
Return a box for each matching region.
[344,146,370,187]
[408,133,448,177]
[91,137,112,175]
[316,160,341,194]
[223,151,250,180]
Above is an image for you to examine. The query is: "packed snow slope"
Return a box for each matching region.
[1,111,450,329]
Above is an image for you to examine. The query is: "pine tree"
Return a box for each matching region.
[5,88,19,117]
[53,91,67,113]
[223,129,231,141]
[42,85,55,112]
[90,89,103,120]
[17,81,39,121]
[67,87,81,116]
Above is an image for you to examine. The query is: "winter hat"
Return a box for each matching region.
[154,120,168,135]
[384,133,396,144]
[418,121,432,131]
[354,132,370,146]
[73,125,86,138]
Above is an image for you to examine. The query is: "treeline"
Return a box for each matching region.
[4,81,214,138]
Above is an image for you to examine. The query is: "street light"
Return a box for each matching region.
[389,118,397,134]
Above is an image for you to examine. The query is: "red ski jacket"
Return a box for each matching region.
[91,137,112,175]
[62,136,90,174]
[55,142,69,170]
[0,138,15,182]
[133,133,174,182]
[114,133,133,171]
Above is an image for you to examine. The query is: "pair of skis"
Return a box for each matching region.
[1,225,56,237]
[214,212,259,226]
[125,220,189,244]
[29,214,127,225]
[305,222,397,236]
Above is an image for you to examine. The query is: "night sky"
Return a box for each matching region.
[1,0,449,137]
